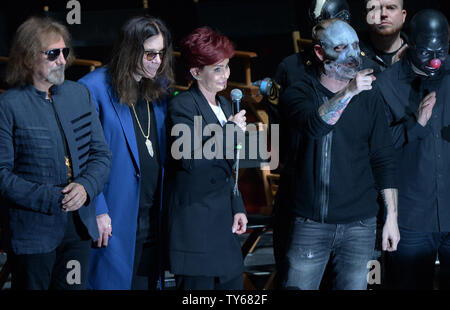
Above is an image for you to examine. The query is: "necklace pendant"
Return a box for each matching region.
[145,138,154,157]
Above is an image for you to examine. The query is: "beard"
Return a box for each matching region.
[371,22,403,37]
[47,65,65,85]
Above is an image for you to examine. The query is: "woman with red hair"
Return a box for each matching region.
[166,27,248,290]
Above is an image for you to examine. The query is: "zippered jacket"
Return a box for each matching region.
[279,72,397,223]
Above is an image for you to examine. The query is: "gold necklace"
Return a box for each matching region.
[131,100,154,157]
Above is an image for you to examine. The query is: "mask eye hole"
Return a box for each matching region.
[436,50,447,58]
[419,50,431,57]
[334,44,347,52]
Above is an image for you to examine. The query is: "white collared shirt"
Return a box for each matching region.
[208,101,228,126]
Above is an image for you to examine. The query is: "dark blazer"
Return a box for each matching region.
[0,81,111,255]
[166,84,246,279]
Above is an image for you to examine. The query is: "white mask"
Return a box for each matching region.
[320,20,361,80]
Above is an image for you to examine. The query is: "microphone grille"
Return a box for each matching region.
[230,88,243,101]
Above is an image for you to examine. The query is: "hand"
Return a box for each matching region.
[417,91,436,127]
[228,109,247,132]
[232,213,248,235]
[382,215,400,252]
[95,213,112,247]
[392,43,408,65]
[61,182,88,212]
[346,69,376,97]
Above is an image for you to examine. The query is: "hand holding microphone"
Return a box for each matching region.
[229,88,246,131]
[228,110,247,131]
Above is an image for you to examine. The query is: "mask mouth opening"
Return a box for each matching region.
[345,58,360,68]
[425,65,439,71]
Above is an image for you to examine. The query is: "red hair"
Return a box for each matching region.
[180,27,235,71]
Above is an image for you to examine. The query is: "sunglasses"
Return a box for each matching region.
[144,49,165,61]
[41,47,70,61]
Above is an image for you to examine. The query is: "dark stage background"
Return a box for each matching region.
[0,0,448,85]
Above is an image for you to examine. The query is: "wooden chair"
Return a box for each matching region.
[242,164,280,290]
[0,56,102,71]
[173,50,263,105]
[0,55,102,92]
[291,30,314,54]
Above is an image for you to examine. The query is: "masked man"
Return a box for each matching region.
[279,19,400,290]
[271,3,357,286]
[273,0,380,175]
[377,10,450,289]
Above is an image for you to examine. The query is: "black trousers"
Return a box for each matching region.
[9,211,91,290]
[175,273,243,290]
[131,240,159,290]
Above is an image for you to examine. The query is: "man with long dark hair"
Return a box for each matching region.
[78,15,174,290]
[0,16,111,290]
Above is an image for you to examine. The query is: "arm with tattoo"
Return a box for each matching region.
[381,188,398,218]
[318,69,376,125]
[318,91,353,125]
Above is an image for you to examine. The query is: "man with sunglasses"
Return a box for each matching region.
[78,15,174,290]
[0,16,111,290]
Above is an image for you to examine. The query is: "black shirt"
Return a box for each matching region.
[377,57,450,232]
[360,32,408,74]
[274,51,381,168]
[129,98,160,243]
[280,72,396,223]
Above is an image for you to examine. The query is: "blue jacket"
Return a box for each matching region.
[78,67,168,289]
[0,81,111,254]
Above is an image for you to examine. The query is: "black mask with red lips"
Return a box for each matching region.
[408,10,449,77]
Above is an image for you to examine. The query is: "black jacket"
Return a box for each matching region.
[279,72,397,223]
[274,50,381,168]
[166,85,246,279]
[377,57,450,232]
[359,31,409,74]
[0,82,111,254]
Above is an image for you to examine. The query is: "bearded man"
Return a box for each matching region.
[0,16,111,290]
[278,19,400,290]
[362,0,408,72]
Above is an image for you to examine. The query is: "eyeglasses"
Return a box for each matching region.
[144,50,165,61]
[41,48,70,61]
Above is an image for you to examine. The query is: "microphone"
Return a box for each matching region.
[252,78,272,96]
[230,88,243,197]
[231,88,243,114]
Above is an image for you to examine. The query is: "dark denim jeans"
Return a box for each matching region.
[282,216,377,290]
[386,228,450,290]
